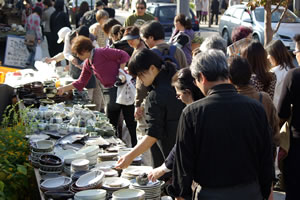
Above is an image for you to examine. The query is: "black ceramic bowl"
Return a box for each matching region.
[44,191,74,200]
[39,154,62,166]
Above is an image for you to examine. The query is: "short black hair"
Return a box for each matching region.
[140,21,164,40]
[43,0,52,7]
[76,25,89,37]
[128,48,164,76]
[136,0,146,8]
[103,18,122,34]
[33,6,42,17]
[228,56,251,86]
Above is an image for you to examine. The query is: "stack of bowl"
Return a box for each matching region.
[91,161,118,178]
[70,170,105,192]
[112,189,145,200]
[77,145,100,167]
[39,154,63,175]
[74,189,106,200]
[63,153,86,176]
[71,159,90,176]
[102,177,131,199]
[130,180,162,200]
[40,176,72,193]
[30,140,54,168]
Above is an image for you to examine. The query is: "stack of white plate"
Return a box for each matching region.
[102,177,131,198]
[71,159,90,175]
[112,189,145,200]
[121,166,153,180]
[74,189,106,200]
[30,140,54,168]
[130,180,161,200]
[77,145,100,166]
[64,153,86,176]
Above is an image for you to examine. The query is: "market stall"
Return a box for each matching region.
[4,61,168,200]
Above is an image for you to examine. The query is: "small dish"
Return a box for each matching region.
[39,154,62,166]
[112,189,145,200]
[40,176,72,190]
[64,153,86,165]
[74,189,106,200]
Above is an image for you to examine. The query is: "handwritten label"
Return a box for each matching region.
[4,35,29,68]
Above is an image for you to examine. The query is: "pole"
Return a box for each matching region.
[177,0,190,17]
[208,0,211,27]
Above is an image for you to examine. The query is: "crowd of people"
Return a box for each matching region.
[16,0,300,199]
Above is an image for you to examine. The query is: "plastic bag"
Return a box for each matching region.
[116,69,136,105]
[34,44,42,61]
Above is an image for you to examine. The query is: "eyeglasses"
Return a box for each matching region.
[136,7,145,10]
[293,50,300,55]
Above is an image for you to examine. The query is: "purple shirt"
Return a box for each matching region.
[73,48,130,90]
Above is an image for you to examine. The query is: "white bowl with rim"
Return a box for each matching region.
[74,189,106,200]
[112,189,145,200]
[76,170,104,188]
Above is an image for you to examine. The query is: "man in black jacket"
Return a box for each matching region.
[169,49,273,200]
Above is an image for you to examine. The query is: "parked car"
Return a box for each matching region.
[219,4,300,50]
[146,3,199,36]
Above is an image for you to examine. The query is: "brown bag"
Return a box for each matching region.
[24,32,36,46]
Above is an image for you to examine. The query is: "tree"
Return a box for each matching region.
[247,0,290,46]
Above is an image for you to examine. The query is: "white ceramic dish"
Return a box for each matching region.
[102,177,130,189]
[122,166,153,176]
[78,145,100,157]
[71,159,90,168]
[54,149,76,160]
[98,152,119,158]
[94,161,117,170]
[74,189,106,200]
[112,189,145,200]
[36,140,54,149]
[64,153,86,164]
[41,176,72,189]
[27,134,50,142]
[76,170,105,188]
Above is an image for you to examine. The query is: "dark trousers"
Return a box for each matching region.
[193,181,263,200]
[103,87,137,147]
[210,13,219,25]
[44,32,56,57]
[283,137,300,200]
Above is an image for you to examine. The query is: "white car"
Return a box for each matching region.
[219,4,300,50]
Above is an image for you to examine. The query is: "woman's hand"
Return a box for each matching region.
[148,166,166,182]
[57,87,65,96]
[115,154,134,169]
[135,107,144,120]
[44,57,54,64]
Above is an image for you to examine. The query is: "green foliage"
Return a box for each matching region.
[247,0,289,10]
[0,103,36,200]
[190,2,195,11]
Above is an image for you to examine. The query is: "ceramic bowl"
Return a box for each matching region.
[40,176,72,191]
[44,191,74,200]
[71,170,90,182]
[76,170,105,188]
[102,177,130,189]
[71,159,90,168]
[74,189,106,200]
[32,140,54,152]
[39,163,63,172]
[64,153,86,165]
[112,189,145,200]
[39,154,62,166]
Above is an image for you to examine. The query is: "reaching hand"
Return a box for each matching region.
[57,87,65,96]
[148,166,166,182]
[115,154,133,169]
[44,57,53,64]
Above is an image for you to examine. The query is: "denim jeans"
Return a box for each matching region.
[26,45,36,67]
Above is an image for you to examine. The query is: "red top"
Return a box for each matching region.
[72,48,130,90]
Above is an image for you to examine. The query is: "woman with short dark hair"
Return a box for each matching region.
[116,48,185,169]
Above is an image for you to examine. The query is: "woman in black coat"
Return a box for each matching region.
[211,0,220,25]
[50,0,70,57]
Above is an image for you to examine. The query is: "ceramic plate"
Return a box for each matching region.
[76,170,104,188]
[36,140,54,150]
[27,134,50,142]
[74,189,106,200]
[54,149,76,160]
[41,176,72,189]
[102,177,130,189]
[98,152,119,158]
[112,189,145,199]
[122,166,153,176]
[94,161,117,170]
[131,179,160,188]
[71,159,90,167]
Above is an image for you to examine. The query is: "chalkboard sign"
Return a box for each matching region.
[4,35,29,68]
